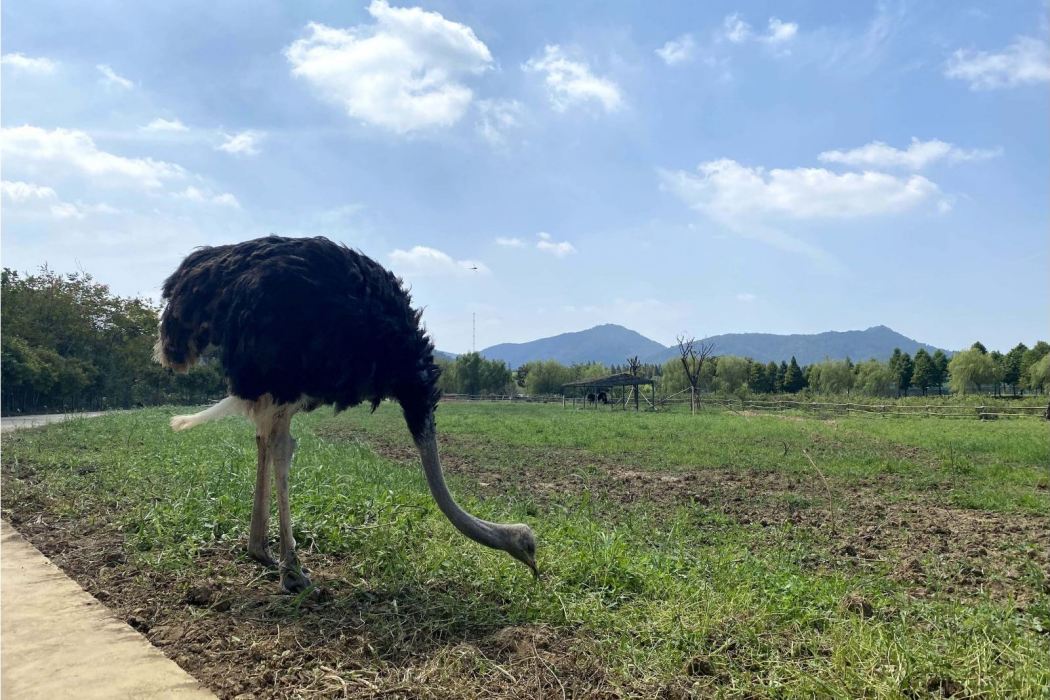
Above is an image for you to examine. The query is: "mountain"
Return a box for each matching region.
[480,324,668,367]
[645,325,944,365]
[474,323,946,367]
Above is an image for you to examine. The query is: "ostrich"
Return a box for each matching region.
[155,235,537,592]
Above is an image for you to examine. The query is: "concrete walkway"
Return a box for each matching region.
[2,414,216,699]
[1,412,107,433]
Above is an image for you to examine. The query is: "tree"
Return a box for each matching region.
[911,349,935,396]
[765,361,779,393]
[854,359,896,397]
[989,350,1006,397]
[931,350,949,395]
[782,356,806,393]
[808,358,855,395]
[1028,354,1050,393]
[514,364,529,389]
[523,360,574,395]
[971,341,988,354]
[748,362,772,393]
[948,349,995,394]
[676,335,715,411]
[1,266,226,413]
[1003,343,1027,395]
[1021,342,1050,391]
[714,356,750,394]
[888,348,913,397]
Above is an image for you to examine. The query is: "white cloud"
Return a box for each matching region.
[1,53,57,74]
[535,231,576,257]
[523,45,623,113]
[285,1,493,134]
[818,138,1001,170]
[216,130,264,156]
[141,118,189,133]
[2,180,120,220]
[656,35,696,66]
[1,126,185,187]
[389,245,489,276]
[736,292,757,302]
[476,99,523,146]
[723,14,798,50]
[175,186,240,208]
[763,18,798,46]
[723,14,752,43]
[945,36,1050,89]
[1,180,58,202]
[495,236,525,247]
[661,159,938,221]
[97,64,133,89]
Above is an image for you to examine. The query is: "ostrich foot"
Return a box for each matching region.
[247,546,278,569]
[280,562,312,594]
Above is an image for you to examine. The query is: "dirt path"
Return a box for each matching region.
[1,412,216,699]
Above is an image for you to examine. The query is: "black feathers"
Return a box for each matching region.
[158,236,441,437]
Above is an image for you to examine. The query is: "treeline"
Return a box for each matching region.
[435,353,611,395]
[5,265,1047,411]
[1,268,226,414]
[436,343,1050,399]
[658,343,1050,398]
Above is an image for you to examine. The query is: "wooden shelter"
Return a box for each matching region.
[562,372,655,411]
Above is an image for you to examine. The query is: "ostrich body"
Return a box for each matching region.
[156,235,537,592]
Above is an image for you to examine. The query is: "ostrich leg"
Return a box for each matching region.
[247,433,276,567]
[271,411,311,593]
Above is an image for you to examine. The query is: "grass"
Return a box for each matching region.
[2,402,1048,697]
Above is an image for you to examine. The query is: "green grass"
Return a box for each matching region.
[3,403,1048,697]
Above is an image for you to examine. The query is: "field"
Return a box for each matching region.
[2,402,1049,698]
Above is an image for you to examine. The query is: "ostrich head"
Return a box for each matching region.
[409,408,539,578]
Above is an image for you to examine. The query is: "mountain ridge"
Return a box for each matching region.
[471,323,946,367]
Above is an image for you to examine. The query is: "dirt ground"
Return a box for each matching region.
[356,432,1050,605]
[3,430,1048,698]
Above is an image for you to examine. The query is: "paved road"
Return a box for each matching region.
[1,412,216,699]
[1,412,107,433]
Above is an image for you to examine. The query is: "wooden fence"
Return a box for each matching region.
[441,392,1048,419]
[674,396,1048,420]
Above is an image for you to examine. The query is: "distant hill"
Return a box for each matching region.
[480,324,667,367]
[474,323,946,367]
[646,325,944,365]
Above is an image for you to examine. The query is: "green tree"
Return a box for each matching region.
[888,348,914,397]
[782,356,805,393]
[931,349,949,395]
[748,362,772,393]
[911,349,935,396]
[1028,354,1050,393]
[948,348,995,394]
[1021,341,1050,391]
[714,356,750,394]
[1003,343,1027,395]
[854,359,896,397]
[971,341,988,354]
[775,361,788,393]
[808,358,855,395]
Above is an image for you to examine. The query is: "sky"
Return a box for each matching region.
[2,1,1048,354]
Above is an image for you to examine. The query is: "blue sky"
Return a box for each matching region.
[2,1,1047,354]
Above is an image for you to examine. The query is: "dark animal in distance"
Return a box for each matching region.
[155,235,537,592]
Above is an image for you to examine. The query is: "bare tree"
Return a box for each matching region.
[627,356,641,409]
[677,335,715,413]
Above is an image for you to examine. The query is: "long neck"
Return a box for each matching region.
[414,416,507,551]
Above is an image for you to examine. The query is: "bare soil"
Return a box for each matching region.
[354,432,1050,605]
